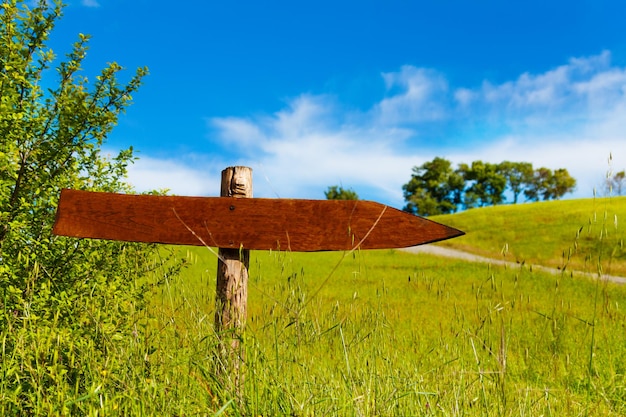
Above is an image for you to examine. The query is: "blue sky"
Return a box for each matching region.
[48,0,626,208]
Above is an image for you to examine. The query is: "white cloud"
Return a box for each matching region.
[209,94,417,204]
[445,135,625,198]
[443,51,626,196]
[467,50,626,121]
[210,117,266,148]
[454,88,475,106]
[126,156,221,196]
[81,0,100,7]
[127,51,626,208]
[374,66,449,125]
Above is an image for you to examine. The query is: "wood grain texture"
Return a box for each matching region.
[214,166,251,393]
[52,189,464,251]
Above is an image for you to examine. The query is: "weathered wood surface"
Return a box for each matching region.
[214,166,251,394]
[53,188,464,251]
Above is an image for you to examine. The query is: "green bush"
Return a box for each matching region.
[0,1,182,413]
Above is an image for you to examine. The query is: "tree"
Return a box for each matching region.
[0,1,177,411]
[524,167,576,201]
[548,168,576,199]
[325,185,359,200]
[524,167,552,201]
[403,158,577,212]
[458,160,507,208]
[498,161,533,204]
[402,157,464,215]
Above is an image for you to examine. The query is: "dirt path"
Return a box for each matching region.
[402,245,626,285]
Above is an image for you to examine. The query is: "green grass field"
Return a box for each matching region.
[137,196,626,415]
[140,249,625,416]
[3,196,626,415]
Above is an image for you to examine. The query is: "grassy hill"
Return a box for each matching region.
[432,196,626,276]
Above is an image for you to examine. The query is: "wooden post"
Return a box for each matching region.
[214,166,252,389]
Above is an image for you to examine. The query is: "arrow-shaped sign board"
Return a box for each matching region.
[52,189,463,251]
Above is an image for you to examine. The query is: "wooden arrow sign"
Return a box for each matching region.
[52,188,463,251]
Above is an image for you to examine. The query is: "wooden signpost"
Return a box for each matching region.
[52,166,464,392]
[52,183,464,251]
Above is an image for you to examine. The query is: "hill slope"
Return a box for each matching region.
[431,196,626,276]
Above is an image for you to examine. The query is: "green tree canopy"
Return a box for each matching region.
[325,185,359,200]
[402,157,464,216]
[524,167,576,201]
[498,161,534,204]
[403,157,577,213]
[524,167,552,201]
[549,168,577,200]
[458,161,507,208]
